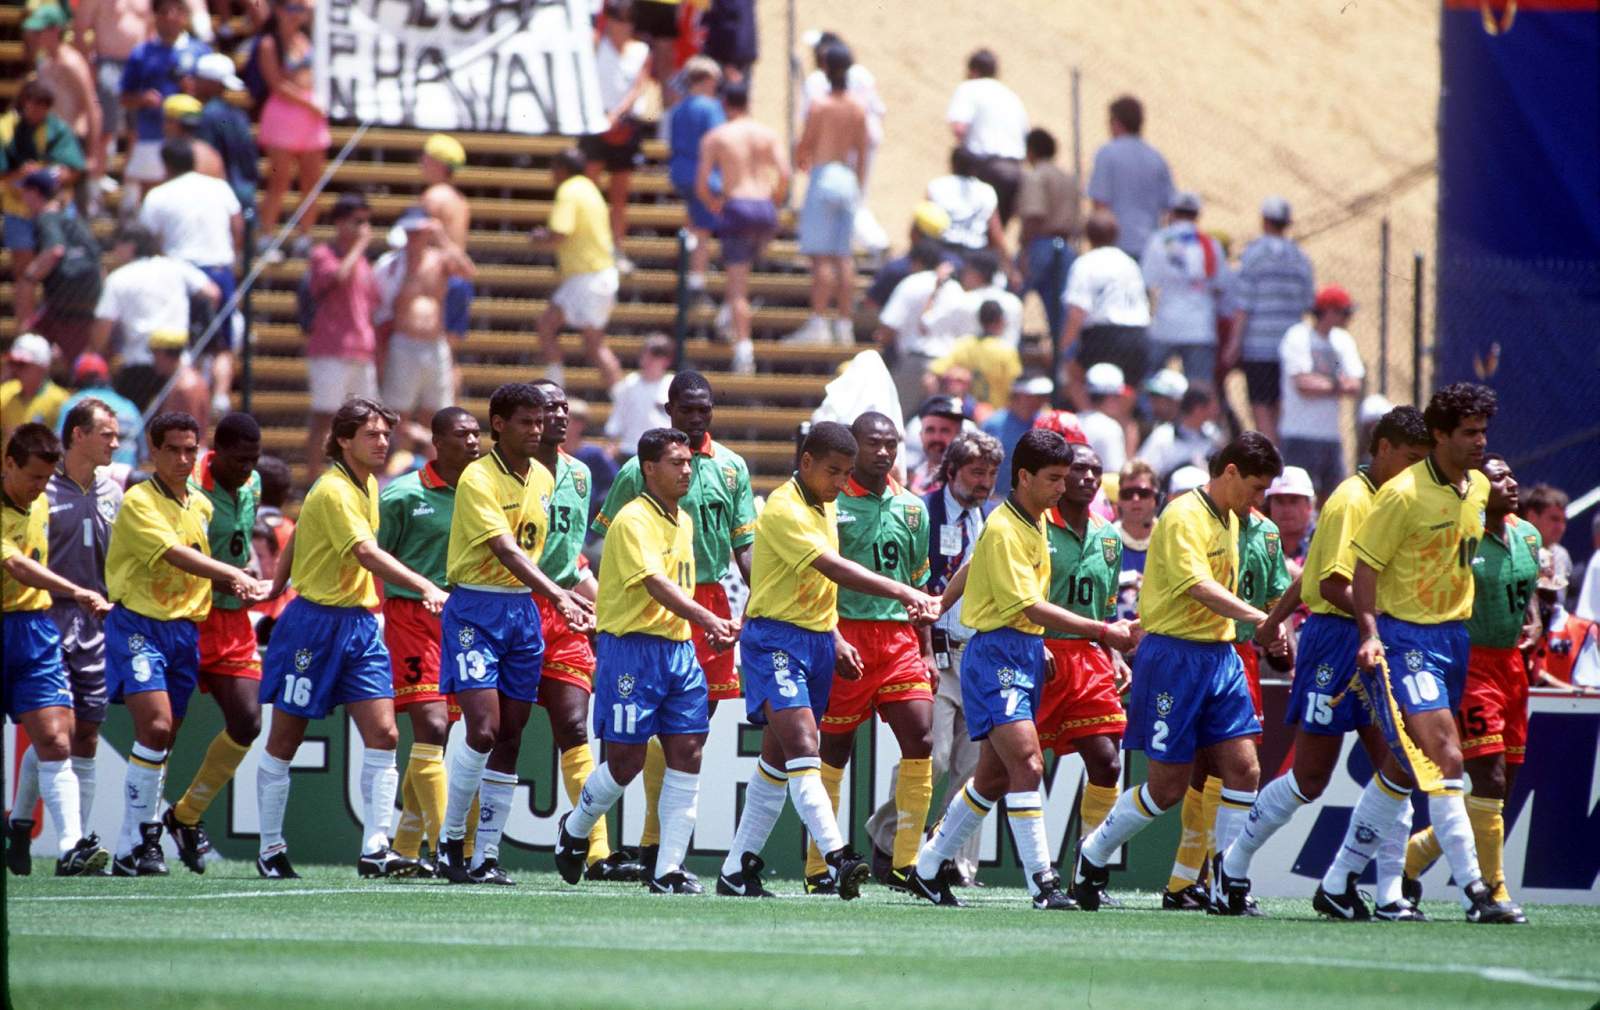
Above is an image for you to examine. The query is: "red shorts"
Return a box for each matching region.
[1236,642,1264,721]
[693,583,740,700]
[1460,646,1529,765]
[536,594,597,699]
[384,597,457,718]
[197,607,261,689]
[1037,638,1127,755]
[821,619,933,734]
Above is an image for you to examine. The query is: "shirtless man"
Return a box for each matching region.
[419,134,474,365]
[25,8,102,193]
[695,79,790,376]
[789,42,869,348]
[380,210,475,451]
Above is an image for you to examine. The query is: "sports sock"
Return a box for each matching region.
[471,769,518,868]
[463,794,479,858]
[915,782,995,878]
[720,759,788,876]
[256,752,291,856]
[10,745,39,822]
[71,755,96,829]
[394,760,424,858]
[1405,825,1442,880]
[173,731,251,826]
[1078,782,1119,840]
[399,742,447,856]
[1166,785,1207,893]
[803,762,845,879]
[360,749,400,854]
[560,744,611,864]
[1083,782,1168,868]
[786,757,843,861]
[117,743,166,857]
[1213,786,1257,862]
[654,767,700,879]
[1375,794,1412,907]
[442,744,490,842]
[1321,771,1409,892]
[566,763,624,840]
[1427,783,1484,908]
[893,758,934,867]
[1223,770,1309,879]
[1466,794,1506,900]
[1201,775,1223,863]
[1006,790,1050,894]
[38,759,83,853]
[639,737,667,848]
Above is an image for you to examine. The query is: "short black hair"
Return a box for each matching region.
[61,398,113,449]
[152,0,187,11]
[977,299,1004,328]
[1109,94,1144,134]
[18,80,55,107]
[849,411,896,441]
[637,427,690,464]
[667,370,713,404]
[720,78,750,110]
[1011,428,1073,488]
[962,249,1000,282]
[1369,405,1430,456]
[430,405,477,439]
[213,412,261,450]
[115,222,161,259]
[327,191,369,223]
[1523,484,1569,516]
[821,41,852,90]
[149,411,201,449]
[1424,382,1497,437]
[325,397,397,460]
[160,138,195,177]
[1178,385,1214,415]
[950,146,981,178]
[1025,128,1057,160]
[1480,452,1508,468]
[967,48,997,77]
[5,422,63,467]
[801,420,857,462]
[1213,431,1283,482]
[487,382,548,441]
[256,455,292,507]
[910,237,945,271]
[552,147,586,177]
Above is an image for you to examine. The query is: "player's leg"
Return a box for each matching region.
[1165,753,1213,904]
[988,718,1075,908]
[345,696,411,876]
[542,676,633,878]
[649,731,708,890]
[438,686,498,880]
[1205,734,1262,913]
[66,608,107,837]
[15,704,102,876]
[394,700,449,863]
[470,692,533,880]
[880,698,935,886]
[805,727,856,892]
[717,724,790,895]
[536,303,568,385]
[1075,734,1122,839]
[1222,728,1342,888]
[114,689,175,877]
[168,665,261,873]
[255,705,309,879]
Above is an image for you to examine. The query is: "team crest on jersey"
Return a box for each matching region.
[1315,663,1335,688]
[98,497,118,523]
[772,651,789,672]
[1102,538,1118,567]
[1406,651,1424,673]
[997,667,1016,689]
[1156,692,1174,717]
[722,466,738,492]
[1265,532,1280,559]
[128,634,146,654]
[573,473,588,497]
[1355,824,1378,845]
[905,506,922,532]
[458,627,476,648]
[294,649,313,672]
[617,673,636,698]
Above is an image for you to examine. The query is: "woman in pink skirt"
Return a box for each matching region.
[256,0,329,255]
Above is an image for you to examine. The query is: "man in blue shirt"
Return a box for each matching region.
[118,0,210,212]
[666,57,725,296]
[187,54,258,210]
[980,373,1052,499]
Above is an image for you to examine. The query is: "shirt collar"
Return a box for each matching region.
[844,474,900,499]
[331,460,369,497]
[419,461,450,490]
[1,490,28,514]
[691,432,717,457]
[488,446,525,486]
[1004,496,1040,528]
[1194,487,1226,525]
[1356,466,1379,495]
[149,472,187,504]
[640,488,679,525]
[1424,456,1468,499]
[791,474,824,513]
[196,450,217,492]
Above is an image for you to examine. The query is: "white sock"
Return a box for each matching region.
[1427,783,1484,907]
[256,752,292,856]
[38,759,83,853]
[1214,787,1257,860]
[472,769,518,869]
[1081,783,1167,868]
[360,749,399,854]
[1321,771,1409,892]
[787,757,843,861]
[655,767,700,879]
[1375,794,1412,907]
[10,745,40,822]
[1006,791,1050,894]
[118,743,167,857]
[720,760,788,876]
[915,782,995,878]
[72,755,96,829]
[1223,770,1309,878]
[443,744,490,841]
[567,763,624,839]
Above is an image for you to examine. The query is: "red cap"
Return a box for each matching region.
[72,353,109,383]
[1033,410,1087,444]
[1314,285,1354,313]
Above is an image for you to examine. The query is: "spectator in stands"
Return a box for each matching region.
[1142,190,1231,384]
[56,352,144,466]
[1087,94,1174,259]
[1017,127,1080,343]
[605,333,675,462]
[1,334,71,441]
[23,5,100,207]
[800,30,888,256]
[533,147,624,391]
[862,202,960,315]
[160,94,223,178]
[1532,550,1593,689]
[1144,367,1187,427]
[1355,393,1391,467]
[1224,195,1315,442]
[2,79,86,326]
[874,238,967,419]
[946,48,1029,226]
[255,0,329,257]
[982,373,1053,492]
[925,248,1023,349]
[903,394,966,496]
[703,0,758,82]
[1522,484,1572,593]
[117,0,210,214]
[1061,209,1151,405]
[1077,362,1132,472]
[74,0,144,214]
[667,57,724,297]
[383,208,475,446]
[630,0,682,85]
[1264,466,1315,572]
[563,397,616,531]
[419,134,474,377]
[1576,514,1600,622]
[304,192,378,470]
[18,169,103,364]
[928,300,1020,410]
[186,53,259,212]
[1277,284,1365,498]
[1136,383,1223,484]
[146,326,212,432]
[927,147,1009,277]
[583,2,652,271]
[1112,457,1159,621]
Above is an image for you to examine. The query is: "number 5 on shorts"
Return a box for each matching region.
[774,667,798,698]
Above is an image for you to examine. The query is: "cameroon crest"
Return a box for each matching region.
[1102,538,1118,567]
[905,506,922,532]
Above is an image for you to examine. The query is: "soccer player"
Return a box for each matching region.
[435,383,593,886]
[1402,453,1541,923]
[256,398,444,880]
[1345,382,1517,923]
[716,421,938,900]
[908,430,1139,909]
[1072,432,1283,914]
[379,406,480,873]
[165,414,267,874]
[554,428,739,893]
[3,423,112,876]
[7,401,120,877]
[105,413,268,876]
[1218,406,1433,919]
[591,371,755,870]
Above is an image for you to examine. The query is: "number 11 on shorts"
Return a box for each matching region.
[613,703,638,734]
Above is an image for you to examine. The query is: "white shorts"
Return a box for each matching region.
[125,140,166,183]
[381,333,454,415]
[551,268,619,331]
[308,356,378,415]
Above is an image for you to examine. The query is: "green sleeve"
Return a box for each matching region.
[32,213,65,254]
[910,507,930,587]
[1106,538,1122,619]
[591,457,642,536]
[376,486,406,555]
[45,119,85,172]
[731,461,757,549]
[1266,547,1292,605]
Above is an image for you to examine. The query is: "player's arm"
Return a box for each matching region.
[940,561,969,611]
[734,545,753,585]
[350,541,446,612]
[642,573,737,648]
[695,134,722,212]
[483,533,593,629]
[3,553,110,614]
[1253,574,1302,646]
[916,622,940,693]
[573,574,598,603]
[1021,600,1138,652]
[160,544,268,602]
[1517,589,1543,655]
[1352,559,1384,670]
[268,526,296,598]
[1350,486,1408,671]
[1187,579,1267,625]
[811,550,940,624]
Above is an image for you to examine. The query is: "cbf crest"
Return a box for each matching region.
[294,649,313,672]
[905,506,922,532]
[458,627,476,648]
[997,667,1017,689]
[1406,651,1424,673]
[97,496,118,524]
[772,651,789,672]
[1315,663,1335,688]
[617,672,636,698]
[128,634,147,654]
[1156,692,1174,717]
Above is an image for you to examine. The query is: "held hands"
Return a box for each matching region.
[74,588,112,618]
[230,576,272,605]
[562,590,596,633]
[1356,635,1385,673]
[836,637,864,681]
[420,584,449,616]
[904,592,941,626]
[704,615,740,652]
[1102,619,1141,653]
[1254,619,1290,659]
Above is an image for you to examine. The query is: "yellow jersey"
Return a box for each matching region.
[1353,457,1489,625]
[549,175,614,276]
[447,447,552,590]
[745,477,839,633]
[1,379,71,441]
[2,491,51,613]
[931,335,1023,407]
[962,499,1049,634]
[1302,469,1379,617]
[106,476,215,622]
[596,491,695,641]
[1139,487,1238,642]
[291,462,380,608]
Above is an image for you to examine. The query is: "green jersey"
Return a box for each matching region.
[835,476,930,622]
[1465,515,1542,648]
[538,450,592,589]
[593,434,755,584]
[1044,509,1121,640]
[1235,509,1293,643]
[376,463,455,599]
[190,452,260,611]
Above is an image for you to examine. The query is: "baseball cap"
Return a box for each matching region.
[1144,368,1189,401]
[1013,374,1054,397]
[22,4,69,31]
[1169,465,1208,496]
[1266,466,1315,501]
[1085,362,1130,398]
[388,208,432,247]
[1169,190,1202,214]
[917,395,968,422]
[1032,409,1086,444]
[148,328,189,352]
[163,93,203,122]
[424,134,467,168]
[913,201,951,239]
[1358,393,1393,427]
[1314,284,1355,313]
[20,167,60,198]
[72,353,110,384]
[192,51,246,91]
[1261,195,1293,223]
[7,333,52,368]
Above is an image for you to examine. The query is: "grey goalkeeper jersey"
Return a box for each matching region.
[46,466,123,601]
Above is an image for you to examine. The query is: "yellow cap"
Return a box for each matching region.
[163,93,203,120]
[423,134,466,167]
[913,201,951,238]
[148,328,188,351]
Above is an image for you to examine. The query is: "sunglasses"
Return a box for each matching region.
[1119,487,1155,500]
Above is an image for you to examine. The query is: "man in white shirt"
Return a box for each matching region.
[1136,383,1223,484]
[945,48,1028,226]
[1142,191,1231,386]
[876,239,969,420]
[1061,209,1152,407]
[922,249,1023,349]
[1277,284,1364,498]
[1087,95,1174,258]
[1078,363,1132,471]
[927,148,1009,274]
[604,333,674,459]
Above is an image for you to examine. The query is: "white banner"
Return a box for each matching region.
[314,0,610,135]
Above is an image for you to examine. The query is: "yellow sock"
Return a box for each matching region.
[639,737,667,848]
[561,744,611,864]
[1466,795,1507,901]
[803,762,846,879]
[1079,782,1120,840]
[394,761,423,858]
[172,731,251,826]
[1405,826,1442,880]
[1201,775,1223,869]
[893,758,934,869]
[409,743,447,854]
[1166,785,1207,894]
[463,794,480,860]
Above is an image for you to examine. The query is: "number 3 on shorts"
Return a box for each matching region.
[1150,720,1169,752]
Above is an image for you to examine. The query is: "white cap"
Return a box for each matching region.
[1266,466,1316,501]
[1359,393,1393,427]
[1261,195,1293,222]
[1169,465,1208,496]
[1014,374,1054,397]
[1085,362,1129,398]
[192,52,246,92]
[1144,368,1189,400]
[7,333,51,368]
[801,29,824,47]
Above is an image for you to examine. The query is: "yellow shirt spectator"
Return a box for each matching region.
[1138,487,1238,642]
[1,379,71,441]
[106,476,215,622]
[961,500,1049,634]
[745,477,839,633]
[931,334,1022,407]
[549,175,614,277]
[447,446,553,590]
[290,462,381,609]
[596,491,696,641]
[1353,458,1489,625]
[1301,469,1379,617]
[2,492,51,612]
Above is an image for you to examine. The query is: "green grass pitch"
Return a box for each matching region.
[7,864,1599,1010]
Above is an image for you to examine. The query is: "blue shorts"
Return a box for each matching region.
[3,213,35,251]
[592,632,709,744]
[259,598,392,719]
[439,587,545,703]
[1123,633,1261,765]
[718,198,777,267]
[740,617,835,726]
[675,183,718,232]
[1285,613,1370,735]
[105,606,201,719]
[1356,617,1470,792]
[3,612,72,718]
[446,275,474,338]
[798,163,859,257]
[960,627,1046,742]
